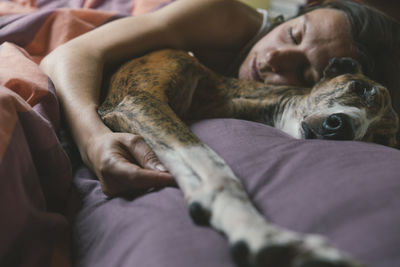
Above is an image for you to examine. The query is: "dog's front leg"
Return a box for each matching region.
[98,92,364,267]
[99,90,290,262]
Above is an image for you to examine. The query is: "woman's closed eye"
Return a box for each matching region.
[289,27,299,44]
[288,18,306,45]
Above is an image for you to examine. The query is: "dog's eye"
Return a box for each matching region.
[351,80,376,99]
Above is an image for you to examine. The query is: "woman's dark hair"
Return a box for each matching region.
[302,0,400,114]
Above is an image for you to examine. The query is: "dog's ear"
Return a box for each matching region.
[323,57,362,79]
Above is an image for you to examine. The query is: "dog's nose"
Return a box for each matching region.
[321,113,354,140]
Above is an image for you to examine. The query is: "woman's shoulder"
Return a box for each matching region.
[220,8,271,76]
[161,0,264,72]
[159,0,264,51]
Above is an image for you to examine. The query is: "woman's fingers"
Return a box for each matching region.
[87,132,177,197]
[119,133,169,172]
[99,156,176,196]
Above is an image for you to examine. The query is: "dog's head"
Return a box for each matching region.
[300,58,399,147]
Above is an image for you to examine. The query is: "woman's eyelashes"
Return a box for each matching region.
[289,26,301,45]
[289,27,298,44]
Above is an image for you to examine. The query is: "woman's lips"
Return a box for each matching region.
[251,57,263,82]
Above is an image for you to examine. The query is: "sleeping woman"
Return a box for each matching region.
[40,0,400,196]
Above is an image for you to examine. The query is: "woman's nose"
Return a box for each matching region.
[260,48,306,73]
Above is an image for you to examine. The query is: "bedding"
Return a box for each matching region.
[73,120,400,267]
[0,1,399,267]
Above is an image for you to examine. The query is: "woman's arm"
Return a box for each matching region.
[40,0,261,196]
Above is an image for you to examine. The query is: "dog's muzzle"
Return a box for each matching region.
[302,113,355,141]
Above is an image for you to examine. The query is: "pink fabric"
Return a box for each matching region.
[0,0,172,266]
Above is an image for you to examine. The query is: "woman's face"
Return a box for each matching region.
[238,8,357,86]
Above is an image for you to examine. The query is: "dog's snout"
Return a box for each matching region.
[322,113,354,140]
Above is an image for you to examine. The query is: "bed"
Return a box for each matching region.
[1,1,399,267]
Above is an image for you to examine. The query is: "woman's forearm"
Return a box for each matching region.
[40,12,170,162]
[40,42,109,164]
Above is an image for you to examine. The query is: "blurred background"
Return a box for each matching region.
[238,0,399,21]
[238,0,305,17]
[238,0,270,9]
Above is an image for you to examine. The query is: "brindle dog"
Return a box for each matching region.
[98,49,398,267]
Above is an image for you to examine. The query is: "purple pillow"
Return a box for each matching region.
[71,119,400,267]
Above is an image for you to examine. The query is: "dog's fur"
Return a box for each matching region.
[99,49,398,267]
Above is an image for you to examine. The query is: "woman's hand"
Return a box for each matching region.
[86,131,176,197]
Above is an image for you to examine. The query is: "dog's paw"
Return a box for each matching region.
[229,227,366,267]
[230,225,301,267]
[293,234,367,267]
[232,240,298,267]
[188,201,211,226]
